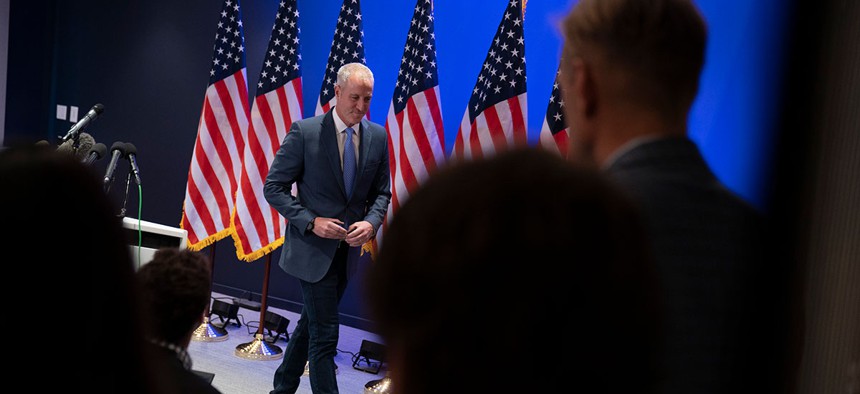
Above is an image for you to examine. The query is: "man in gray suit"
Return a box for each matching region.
[559,0,777,393]
[265,62,391,394]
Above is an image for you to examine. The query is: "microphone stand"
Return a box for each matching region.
[192,242,229,341]
[117,172,132,218]
[70,133,80,157]
[56,133,81,158]
[235,253,284,360]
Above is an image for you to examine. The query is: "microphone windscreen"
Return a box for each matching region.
[91,103,105,116]
[56,139,75,155]
[109,141,127,155]
[123,142,137,157]
[93,142,107,159]
[82,143,108,165]
[91,143,108,159]
[76,133,95,161]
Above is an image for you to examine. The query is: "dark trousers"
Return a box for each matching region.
[271,242,350,394]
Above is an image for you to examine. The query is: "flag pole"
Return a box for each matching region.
[192,241,230,341]
[235,253,284,360]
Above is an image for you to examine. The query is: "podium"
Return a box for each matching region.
[122,217,188,269]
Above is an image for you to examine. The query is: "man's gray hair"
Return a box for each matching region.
[336,62,374,87]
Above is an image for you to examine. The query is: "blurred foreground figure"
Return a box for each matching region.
[559,0,775,392]
[367,148,662,394]
[0,144,169,393]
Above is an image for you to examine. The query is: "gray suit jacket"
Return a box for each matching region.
[264,110,391,283]
[605,136,769,393]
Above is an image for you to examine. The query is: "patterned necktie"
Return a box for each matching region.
[343,127,356,199]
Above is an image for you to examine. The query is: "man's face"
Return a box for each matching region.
[334,75,373,126]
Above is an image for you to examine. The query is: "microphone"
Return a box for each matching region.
[82,143,108,166]
[124,142,142,185]
[56,132,95,161]
[56,139,75,154]
[103,141,128,187]
[75,132,96,161]
[61,103,104,142]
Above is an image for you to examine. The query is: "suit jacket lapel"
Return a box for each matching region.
[320,111,347,198]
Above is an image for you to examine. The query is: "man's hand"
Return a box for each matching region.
[345,221,375,247]
[312,217,348,240]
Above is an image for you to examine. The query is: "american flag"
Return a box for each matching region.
[378,0,446,247]
[451,0,527,160]
[231,0,303,262]
[315,0,366,116]
[181,0,249,250]
[538,67,569,158]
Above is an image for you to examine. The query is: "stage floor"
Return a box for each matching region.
[188,292,388,394]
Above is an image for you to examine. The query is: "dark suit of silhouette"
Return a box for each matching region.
[604,136,768,393]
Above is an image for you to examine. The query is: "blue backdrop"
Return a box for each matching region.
[241,0,790,210]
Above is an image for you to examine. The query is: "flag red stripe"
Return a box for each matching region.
[453,128,465,158]
[200,99,234,228]
[234,190,255,252]
[212,80,243,193]
[553,128,569,157]
[387,111,404,219]
[424,86,445,157]
[237,136,270,249]
[507,95,527,145]
[184,168,215,244]
[270,84,295,235]
[482,106,508,153]
[187,136,221,238]
[292,78,304,120]
[401,102,423,193]
[255,95,278,181]
[220,72,250,155]
[242,111,271,245]
[406,91,438,174]
[259,91,286,238]
[272,85,290,150]
[468,120,483,160]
